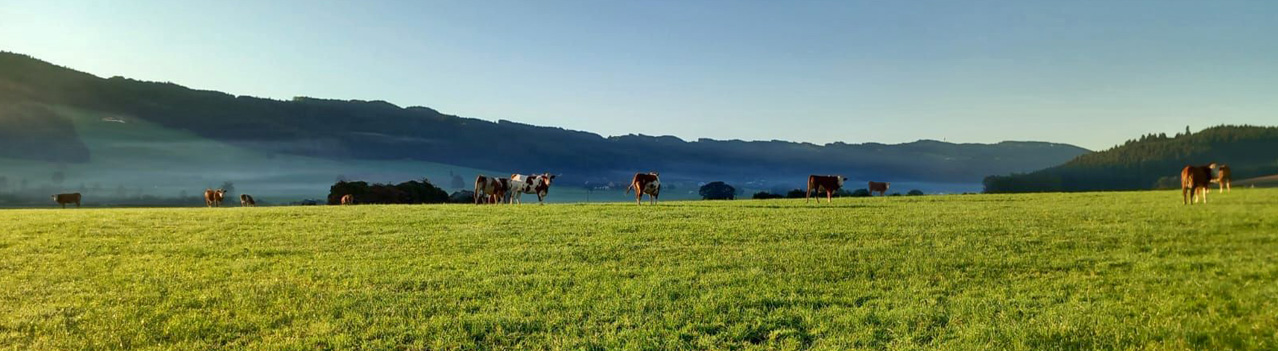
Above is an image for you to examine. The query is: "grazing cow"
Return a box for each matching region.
[1181,163,1216,205]
[473,175,509,204]
[240,194,257,207]
[868,181,891,196]
[510,173,557,204]
[204,189,227,207]
[51,193,81,208]
[1212,164,1232,193]
[806,175,848,203]
[340,194,354,205]
[626,172,661,205]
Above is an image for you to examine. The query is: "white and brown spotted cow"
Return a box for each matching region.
[204,189,227,207]
[510,173,556,204]
[240,194,257,207]
[626,172,661,205]
[807,175,847,203]
[474,175,509,204]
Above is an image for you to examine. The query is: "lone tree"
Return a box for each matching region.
[699,181,736,200]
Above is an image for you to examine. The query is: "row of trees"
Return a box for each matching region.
[695,181,923,200]
[984,125,1278,193]
[327,179,450,205]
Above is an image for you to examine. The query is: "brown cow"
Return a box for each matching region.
[806,175,848,203]
[340,194,354,205]
[474,175,508,204]
[1212,164,1232,193]
[204,189,227,207]
[1181,163,1216,205]
[51,193,81,208]
[868,181,891,196]
[240,194,256,207]
[626,172,661,205]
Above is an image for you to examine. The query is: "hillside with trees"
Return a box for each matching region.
[1,52,1088,188]
[983,125,1278,193]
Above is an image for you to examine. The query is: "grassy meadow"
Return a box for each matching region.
[1,189,1276,350]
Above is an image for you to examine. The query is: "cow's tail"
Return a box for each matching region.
[626,181,635,194]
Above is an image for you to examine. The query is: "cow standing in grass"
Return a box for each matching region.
[204,189,226,207]
[474,175,508,204]
[240,194,257,207]
[510,173,556,204]
[868,181,891,196]
[626,172,661,205]
[806,175,847,203]
[340,194,354,205]
[1181,163,1216,205]
[1213,164,1232,193]
[52,193,81,208]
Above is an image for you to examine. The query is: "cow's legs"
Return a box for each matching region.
[636,189,643,205]
[826,190,833,203]
[806,183,812,203]
[1182,186,1189,205]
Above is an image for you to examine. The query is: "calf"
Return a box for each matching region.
[340,194,354,205]
[868,181,890,196]
[1212,164,1232,193]
[806,175,847,203]
[240,194,257,207]
[204,189,227,207]
[626,172,661,205]
[1181,163,1216,205]
[51,193,81,208]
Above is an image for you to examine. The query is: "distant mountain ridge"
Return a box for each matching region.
[0,52,1089,186]
[983,125,1278,193]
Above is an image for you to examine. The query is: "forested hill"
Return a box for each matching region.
[984,126,1278,193]
[0,52,1088,185]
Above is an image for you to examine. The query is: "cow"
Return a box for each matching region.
[473,175,508,204]
[240,194,257,207]
[340,194,354,205]
[510,173,556,204]
[1212,164,1232,193]
[626,172,661,205]
[204,189,227,207]
[51,193,81,208]
[1181,163,1216,205]
[868,181,891,196]
[806,175,847,203]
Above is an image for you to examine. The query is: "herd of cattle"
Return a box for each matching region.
[45,164,1237,208]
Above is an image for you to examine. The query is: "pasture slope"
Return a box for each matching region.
[2,190,1276,350]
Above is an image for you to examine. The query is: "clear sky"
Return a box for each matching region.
[3,1,1276,150]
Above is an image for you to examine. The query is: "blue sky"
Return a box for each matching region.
[3,0,1276,150]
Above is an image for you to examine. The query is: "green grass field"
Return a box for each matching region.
[2,190,1276,350]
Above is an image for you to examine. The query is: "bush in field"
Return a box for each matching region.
[699,181,736,200]
[328,179,449,205]
[908,189,925,196]
[752,191,784,200]
[449,190,476,203]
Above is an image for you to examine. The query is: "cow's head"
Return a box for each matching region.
[50,195,57,200]
[838,176,847,186]
[541,173,556,187]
